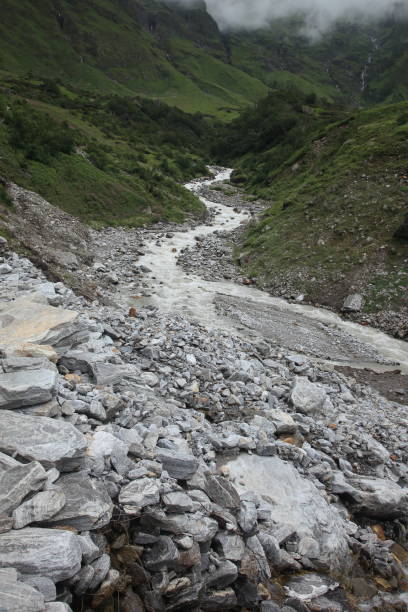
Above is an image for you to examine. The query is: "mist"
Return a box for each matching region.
[167,0,407,35]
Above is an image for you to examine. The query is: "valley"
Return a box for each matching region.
[0,1,408,611]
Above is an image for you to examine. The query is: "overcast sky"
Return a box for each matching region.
[168,0,406,34]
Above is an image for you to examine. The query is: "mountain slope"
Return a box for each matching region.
[1,1,407,120]
[0,0,268,118]
[218,92,408,322]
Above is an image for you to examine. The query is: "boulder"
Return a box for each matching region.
[143,536,180,570]
[214,532,245,561]
[0,367,58,409]
[119,478,160,511]
[227,454,350,572]
[0,294,88,355]
[346,475,408,519]
[156,448,199,480]
[0,411,87,469]
[47,472,113,531]
[145,509,219,543]
[342,294,364,312]
[0,568,46,611]
[0,527,82,581]
[0,460,47,515]
[13,488,66,529]
[290,377,327,415]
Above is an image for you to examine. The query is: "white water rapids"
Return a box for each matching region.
[136,169,408,375]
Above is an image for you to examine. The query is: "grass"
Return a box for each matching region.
[224,97,408,312]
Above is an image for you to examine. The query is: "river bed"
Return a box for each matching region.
[135,169,408,375]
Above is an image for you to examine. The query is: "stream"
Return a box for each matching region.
[136,169,408,375]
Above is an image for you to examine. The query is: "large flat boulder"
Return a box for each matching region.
[46,472,113,531]
[227,454,350,573]
[0,367,58,410]
[0,411,87,468]
[0,527,82,581]
[0,294,88,355]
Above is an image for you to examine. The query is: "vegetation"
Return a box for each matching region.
[0,77,214,226]
[218,89,408,311]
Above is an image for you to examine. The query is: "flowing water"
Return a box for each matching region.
[136,169,408,374]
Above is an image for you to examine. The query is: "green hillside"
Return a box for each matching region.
[218,91,408,314]
[0,75,213,228]
[0,0,268,119]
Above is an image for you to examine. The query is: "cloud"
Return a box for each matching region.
[167,0,406,34]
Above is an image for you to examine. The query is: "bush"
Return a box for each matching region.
[7,104,75,163]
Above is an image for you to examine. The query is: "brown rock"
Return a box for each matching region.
[129,308,138,318]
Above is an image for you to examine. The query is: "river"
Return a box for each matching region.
[136,169,408,375]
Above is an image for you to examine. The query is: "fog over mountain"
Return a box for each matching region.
[168,0,407,34]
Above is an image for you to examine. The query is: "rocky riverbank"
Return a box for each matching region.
[0,173,407,611]
[176,178,408,341]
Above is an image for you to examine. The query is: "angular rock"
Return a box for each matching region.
[214,532,245,561]
[206,560,238,588]
[162,491,195,512]
[238,500,258,535]
[119,478,160,511]
[204,474,241,509]
[143,536,180,570]
[0,527,82,581]
[290,377,327,415]
[12,488,66,529]
[0,568,46,611]
[91,362,128,386]
[0,461,47,515]
[342,294,364,312]
[47,472,113,531]
[20,575,57,602]
[145,509,219,543]
[347,475,408,519]
[241,535,271,582]
[0,411,87,469]
[156,448,199,480]
[0,368,58,409]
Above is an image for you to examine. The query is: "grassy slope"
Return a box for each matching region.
[0,0,268,119]
[224,97,408,313]
[0,77,213,228]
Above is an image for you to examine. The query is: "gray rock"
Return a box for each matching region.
[258,532,281,565]
[242,535,271,581]
[143,536,180,570]
[156,448,199,480]
[0,461,47,515]
[0,368,57,409]
[47,472,113,531]
[0,568,46,611]
[0,527,82,581]
[201,588,237,610]
[284,573,339,601]
[146,509,219,543]
[45,603,73,611]
[227,454,350,572]
[342,294,364,312]
[91,362,128,386]
[347,475,408,519]
[206,560,238,588]
[238,500,258,535]
[0,411,87,469]
[162,491,195,512]
[204,474,241,509]
[214,532,245,561]
[88,553,111,591]
[20,575,56,602]
[290,377,327,415]
[119,478,160,511]
[12,488,66,529]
